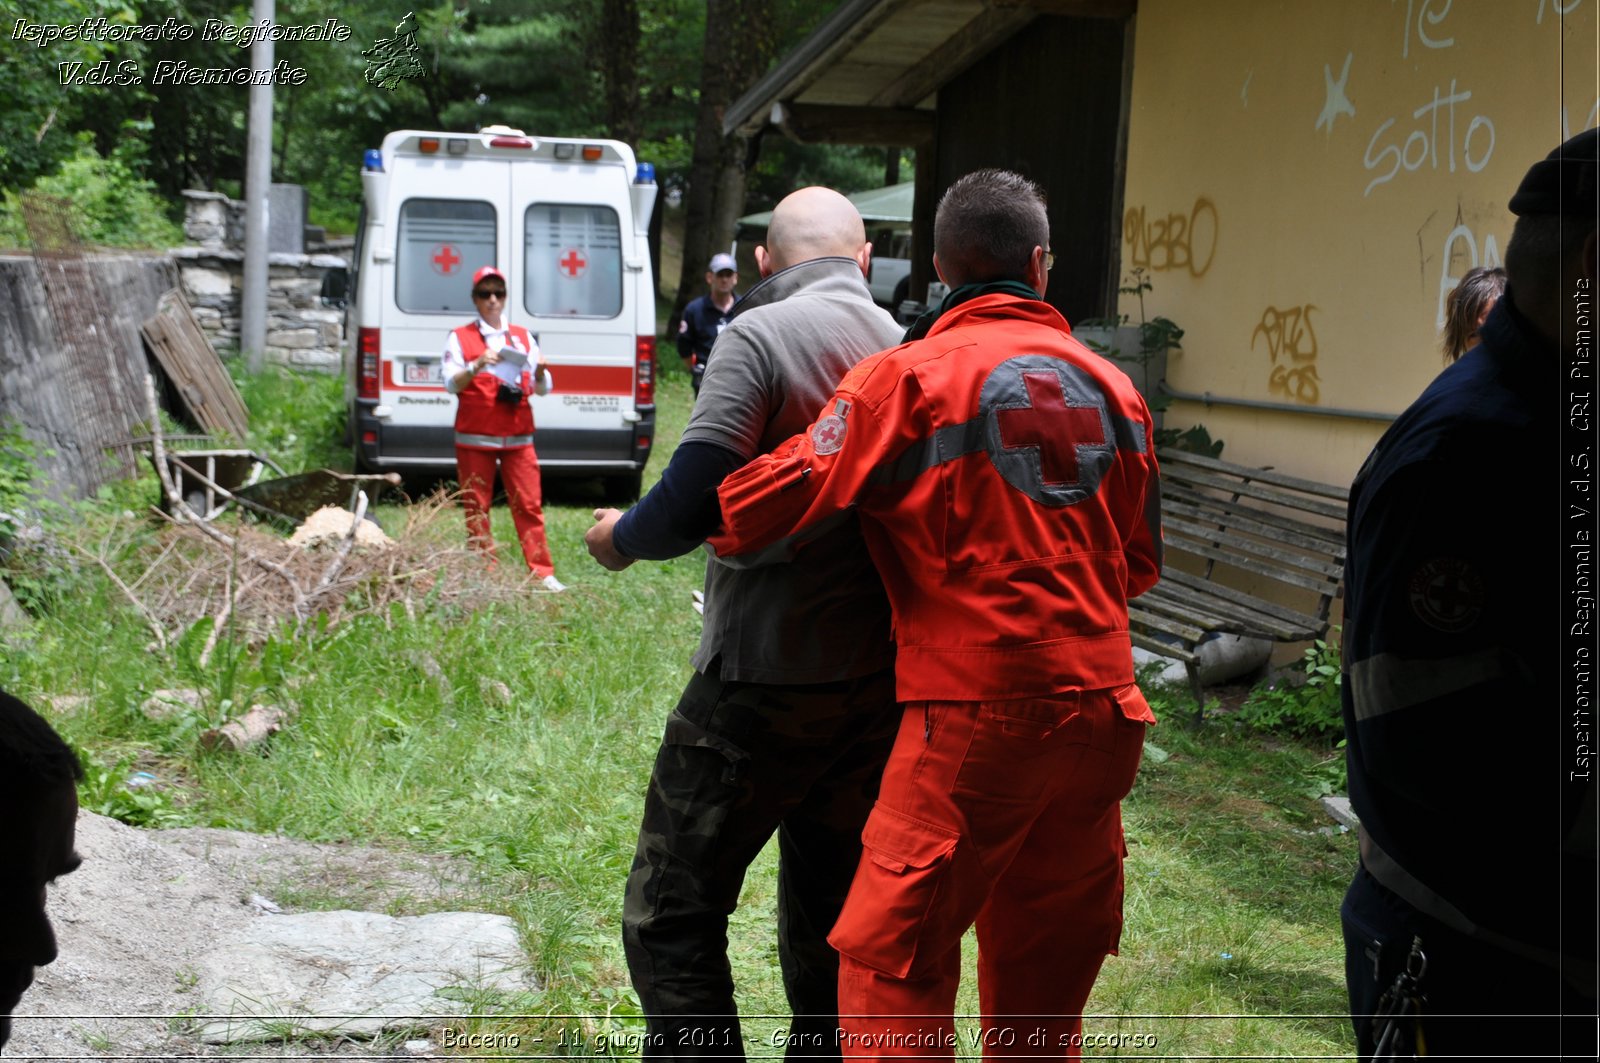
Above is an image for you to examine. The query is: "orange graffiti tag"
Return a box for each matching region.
[1123,197,1218,277]
[1251,305,1319,364]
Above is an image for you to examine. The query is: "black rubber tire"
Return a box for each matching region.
[891,275,910,308]
[604,471,644,505]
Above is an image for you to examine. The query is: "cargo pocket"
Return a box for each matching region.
[828,804,959,978]
[1113,683,1157,725]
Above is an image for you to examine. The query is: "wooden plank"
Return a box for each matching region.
[1157,567,1332,631]
[1130,627,1197,663]
[1127,604,1206,644]
[1159,463,1348,522]
[1157,446,1350,502]
[141,288,249,440]
[1160,533,1341,596]
[781,103,935,145]
[1162,495,1346,557]
[1141,582,1317,641]
[1163,514,1345,581]
[867,4,1035,109]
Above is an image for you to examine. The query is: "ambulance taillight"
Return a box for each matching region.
[635,335,655,406]
[357,328,381,400]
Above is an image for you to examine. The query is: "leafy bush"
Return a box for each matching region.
[0,134,182,250]
[1239,632,1344,738]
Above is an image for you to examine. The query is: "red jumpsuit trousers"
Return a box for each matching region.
[455,443,555,577]
[828,686,1152,1060]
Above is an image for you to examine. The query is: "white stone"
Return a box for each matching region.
[193,910,531,1043]
[182,267,233,299]
[265,328,318,349]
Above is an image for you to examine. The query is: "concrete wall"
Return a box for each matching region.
[1122,0,1596,484]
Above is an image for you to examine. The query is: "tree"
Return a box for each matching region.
[671,0,776,329]
[600,0,641,145]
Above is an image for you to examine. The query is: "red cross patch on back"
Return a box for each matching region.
[980,356,1118,506]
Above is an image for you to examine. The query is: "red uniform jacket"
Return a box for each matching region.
[454,323,535,444]
[711,293,1162,702]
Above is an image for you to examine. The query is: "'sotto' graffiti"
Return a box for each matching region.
[1123,197,1219,277]
[1254,304,1322,405]
[1363,79,1494,196]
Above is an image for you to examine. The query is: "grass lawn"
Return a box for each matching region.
[0,362,1358,1059]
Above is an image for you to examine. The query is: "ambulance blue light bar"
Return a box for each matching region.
[636,163,655,184]
[363,149,383,172]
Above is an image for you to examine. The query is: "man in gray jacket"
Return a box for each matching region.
[585,187,901,1060]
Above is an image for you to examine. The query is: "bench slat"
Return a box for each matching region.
[1159,463,1349,522]
[1156,566,1332,631]
[1127,605,1207,644]
[1131,628,1199,664]
[1163,515,1345,582]
[1141,582,1319,641]
[1157,447,1350,502]
[1163,495,1346,558]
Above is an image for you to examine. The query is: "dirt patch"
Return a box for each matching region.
[9,812,489,1060]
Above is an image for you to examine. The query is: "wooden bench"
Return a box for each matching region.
[1129,447,1349,711]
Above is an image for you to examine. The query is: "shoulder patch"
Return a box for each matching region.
[1407,556,1484,633]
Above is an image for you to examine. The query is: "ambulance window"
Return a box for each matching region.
[524,204,622,318]
[396,199,496,313]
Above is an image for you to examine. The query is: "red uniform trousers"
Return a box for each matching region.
[829,686,1151,1061]
[454,444,555,577]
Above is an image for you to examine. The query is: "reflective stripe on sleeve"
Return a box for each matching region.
[1347,648,1511,722]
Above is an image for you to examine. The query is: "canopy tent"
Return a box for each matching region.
[737,181,913,230]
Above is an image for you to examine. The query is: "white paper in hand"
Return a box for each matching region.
[490,344,528,386]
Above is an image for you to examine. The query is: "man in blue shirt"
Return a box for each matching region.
[677,253,739,394]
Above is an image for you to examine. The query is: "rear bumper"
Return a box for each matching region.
[352,402,654,477]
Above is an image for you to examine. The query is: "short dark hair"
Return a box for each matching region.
[934,169,1049,286]
[0,689,83,799]
[1440,266,1506,364]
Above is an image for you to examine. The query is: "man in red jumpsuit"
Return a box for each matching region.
[710,169,1162,1059]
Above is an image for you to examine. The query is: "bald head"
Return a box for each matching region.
[760,187,870,274]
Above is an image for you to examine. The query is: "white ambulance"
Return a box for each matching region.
[344,126,659,499]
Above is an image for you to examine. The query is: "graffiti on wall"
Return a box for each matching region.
[1363,80,1495,196]
[1253,304,1322,404]
[1123,197,1218,277]
[1436,211,1502,328]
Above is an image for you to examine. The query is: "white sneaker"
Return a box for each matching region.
[540,574,567,592]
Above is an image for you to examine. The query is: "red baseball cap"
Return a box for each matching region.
[472,265,506,286]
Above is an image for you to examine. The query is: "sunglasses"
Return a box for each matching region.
[473,288,506,300]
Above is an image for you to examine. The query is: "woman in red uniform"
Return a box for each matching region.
[442,265,564,591]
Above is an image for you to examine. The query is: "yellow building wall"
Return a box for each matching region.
[1122,0,1597,485]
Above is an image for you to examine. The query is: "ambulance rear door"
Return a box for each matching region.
[511,146,651,494]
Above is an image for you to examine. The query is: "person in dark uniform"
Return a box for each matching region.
[1339,127,1598,1058]
[676,253,739,394]
[0,689,83,1050]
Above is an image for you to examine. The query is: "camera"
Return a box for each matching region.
[495,381,525,405]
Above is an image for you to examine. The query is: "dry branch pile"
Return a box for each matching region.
[96,493,541,650]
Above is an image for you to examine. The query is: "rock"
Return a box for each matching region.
[1321,795,1360,831]
[193,910,532,1042]
[0,577,30,630]
[142,688,204,720]
[287,507,394,549]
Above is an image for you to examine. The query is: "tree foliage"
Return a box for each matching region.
[0,0,882,292]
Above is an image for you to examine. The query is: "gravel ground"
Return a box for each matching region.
[7,813,483,1061]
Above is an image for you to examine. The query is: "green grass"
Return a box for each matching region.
[0,367,1358,1058]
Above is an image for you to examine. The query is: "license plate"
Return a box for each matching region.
[404,361,437,384]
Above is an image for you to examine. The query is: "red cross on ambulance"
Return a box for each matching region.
[559,249,588,278]
[430,244,461,275]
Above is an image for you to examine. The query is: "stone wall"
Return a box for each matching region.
[176,190,349,373]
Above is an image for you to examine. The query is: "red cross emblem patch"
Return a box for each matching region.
[1407,556,1484,633]
[981,356,1116,506]
[811,400,851,455]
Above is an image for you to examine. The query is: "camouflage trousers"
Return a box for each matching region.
[623,663,899,1062]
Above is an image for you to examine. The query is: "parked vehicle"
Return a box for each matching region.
[344,126,659,500]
